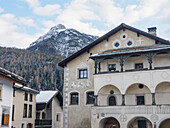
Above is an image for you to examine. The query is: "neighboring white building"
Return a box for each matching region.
[0,67,26,128]
[59,23,170,128]
[35,90,63,128]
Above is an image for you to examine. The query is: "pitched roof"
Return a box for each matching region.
[14,84,39,94]
[90,44,170,59]
[0,67,27,85]
[36,90,58,104]
[58,23,170,67]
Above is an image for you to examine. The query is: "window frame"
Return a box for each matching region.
[28,105,32,118]
[135,63,143,69]
[23,104,27,118]
[78,69,88,79]
[29,94,33,102]
[24,92,28,101]
[86,91,95,104]
[136,95,145,105]
[108,64,116,71]
[70,92,79,105]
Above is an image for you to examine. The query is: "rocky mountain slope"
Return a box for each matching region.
[27,24,98,57]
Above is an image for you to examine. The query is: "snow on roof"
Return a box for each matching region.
[14,84,39,94]
[36,90,58,104]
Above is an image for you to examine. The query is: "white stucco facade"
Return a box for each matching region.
[0,77,13,128]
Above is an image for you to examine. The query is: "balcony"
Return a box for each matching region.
[94,68,170,95]
[92,105,170,115]
[35,119,52,128]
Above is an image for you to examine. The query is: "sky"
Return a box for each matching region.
[0,0,170,48]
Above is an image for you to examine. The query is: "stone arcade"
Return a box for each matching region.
[59,23,170,128]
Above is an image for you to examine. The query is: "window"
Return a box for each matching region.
[24,92,28,101]
[79,69,87,79]
[137,96,145,105]
[70,92,79,105]
[138,120,146,128]
[0,88,2,100]
[27,123,33,128]
[135,63,143,69]
[23,104,27,118]
[13,88,15,97]
[28,105,32,118]
[86,91,95,104]
[108,64,116,71]
[1,108,10,126]
[115,42,120,47]
[56,113,61,121]
[29,94,33,102]
[36,112,40,119]
[127,41,133,46]
[109,96,116,106]
[42,112,46,119]
[12,105,15,121]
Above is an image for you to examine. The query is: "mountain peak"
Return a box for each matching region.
[51,24,66,30]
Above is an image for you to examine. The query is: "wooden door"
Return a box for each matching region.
[105,118,120,128]
[109,96,116,106]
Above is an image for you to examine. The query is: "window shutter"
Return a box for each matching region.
[4,114,9,125]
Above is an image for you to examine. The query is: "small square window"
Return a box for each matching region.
[56,113,61,121]
[70,93,79,105]
[137,96,145,105]
[79,69,87,79]
[86,92,95,104]
[135,63,143,69]
[108,64,116,71]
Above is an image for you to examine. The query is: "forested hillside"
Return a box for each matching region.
[0,47,64,91]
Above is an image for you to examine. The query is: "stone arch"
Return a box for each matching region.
[99,117,120,128]
[127,116,152,128]
[98,85,121,106]
[155,82,170,105]
[125,83,152,105]
[158,117,170,128]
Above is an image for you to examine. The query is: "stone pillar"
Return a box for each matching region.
[94,95,98,106]
[145,53,156,70]
[94,59,97,74]
[121,94,125,106]
[152,93,156,105]
[98,62,101,72]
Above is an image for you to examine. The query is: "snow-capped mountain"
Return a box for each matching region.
[28,24,98,57]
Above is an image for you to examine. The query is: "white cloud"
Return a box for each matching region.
[0,13,41,48]
[19,17,36,27]
[0,8,4,13]
[34,4,62,16]
[25,0,40,8]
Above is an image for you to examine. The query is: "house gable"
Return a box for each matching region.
[59,23,170,67]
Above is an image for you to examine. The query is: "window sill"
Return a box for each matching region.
[78,78,88,79]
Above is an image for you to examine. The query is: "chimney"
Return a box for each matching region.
[148,27,157,36]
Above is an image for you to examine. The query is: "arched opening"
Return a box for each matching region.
[155,82,170,105]
[100,117,120,128]
[128,117,152,128]
[159,118,170,128]
[125,83,152,105]
[108,96,116,106]
[98,85,121,106]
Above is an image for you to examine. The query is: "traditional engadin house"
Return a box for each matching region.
[59,23,170,128]
[12,84,39,128]
[35,90,63,128]
[0,67,26,128]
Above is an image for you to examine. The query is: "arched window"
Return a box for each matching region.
[70,92,79,105]
[86,91,95,104]
[108,96,116,106]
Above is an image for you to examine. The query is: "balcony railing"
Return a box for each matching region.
[92,105,170,115]
[35,119,52,126]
